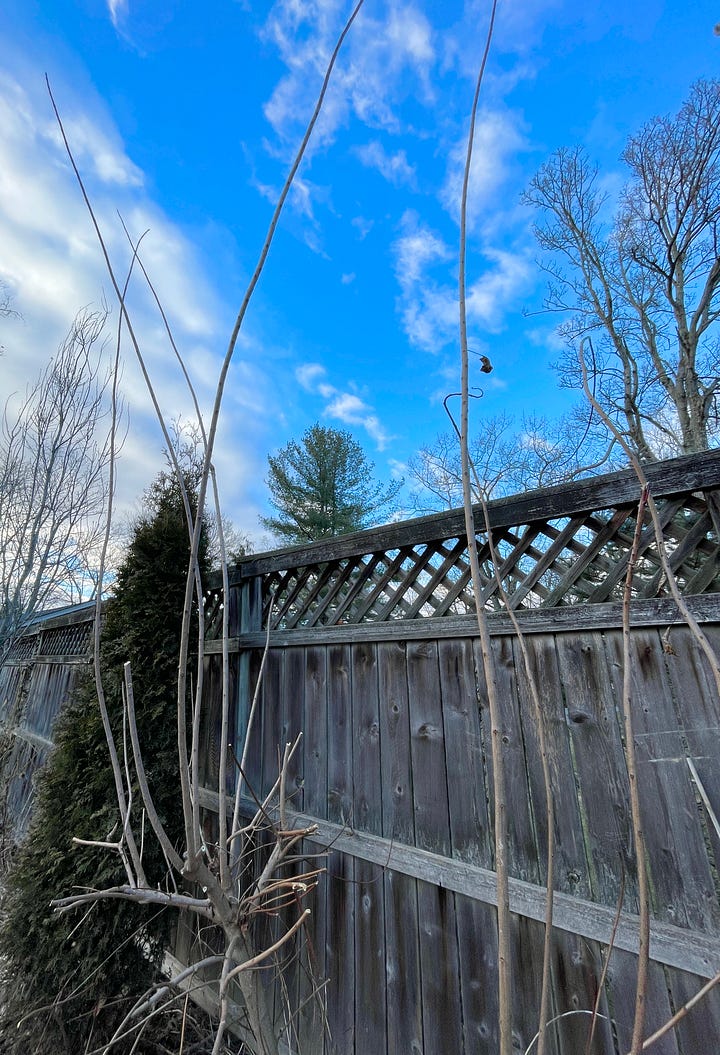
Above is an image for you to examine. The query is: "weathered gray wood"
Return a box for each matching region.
[303,646,327,820]
[510,915,551,1053]
[351,641,382,836]
[512,632,591,897]
[607,951,680,1055]
[241,648,264,796]
[479,634,541,884]
[417,880,464,1055]
[665,623,720,874]
[604,629,720,935]
[384,869,422,1054]
[377,640,414,844]
[326,644,352,826]
[198,788,720,979]
[437,637,492,868]
[326,849,355,1055]
[208,594,720,652]
[667,965,720,1053]
[549,931,615,1055]
[555,631,638,911]
[280,647,305,811]
[353,857,386,1055]
[406,640,451,855]
[260,650,284,799]
[454,896,500,1052]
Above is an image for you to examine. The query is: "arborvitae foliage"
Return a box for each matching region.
[0,470,210,1054]
[261,423,402,544]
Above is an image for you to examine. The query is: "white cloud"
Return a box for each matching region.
[355,140,417,188]
[296,362,327,390]
[351,215,374,240]
[323,392,392,449]
[341,272,355,285]
[293,361,392,449]
[440,107,527,228]
[106,0,128,29]
[465,247,532,328]
[0,69,274,538]
[392,210,454,350]
[392,210,531,351]
[261,2,436,154]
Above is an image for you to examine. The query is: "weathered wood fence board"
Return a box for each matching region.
[197,452,720,1054]
[0,603,94,848]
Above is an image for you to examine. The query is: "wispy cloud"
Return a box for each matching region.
[106,0,128,30]
[392,210,531,352]
[440,107,528,228]
[296,362,327,391]
[392,210,453,351]
[0,70,272,536]
[263,2,435,140]
[355,140,417,188]
[294,361,393,449]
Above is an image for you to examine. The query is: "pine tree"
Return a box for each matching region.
[261,423,401,544]
[0,469,210,1054]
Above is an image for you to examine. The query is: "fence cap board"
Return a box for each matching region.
[224,449,720,582]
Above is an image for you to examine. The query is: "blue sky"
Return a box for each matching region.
[0,0,718,544]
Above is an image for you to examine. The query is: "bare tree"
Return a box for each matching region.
[407,411,614,513]
[525,79,720,461]
[0,308,116,659]
[0,278,20,355]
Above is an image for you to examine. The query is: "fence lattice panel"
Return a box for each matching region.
[254,491,720,630]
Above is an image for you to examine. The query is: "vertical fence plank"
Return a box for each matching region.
[384,869,423,1055]
[604,629,718,930]
[514,633,615,1054]
[406,640,462,1054]
[351,642,387,1054]
[325,644,355,1053]
[326,844,355,1054]
[377,640,414,844]
[607,951,680,1055]
[377,640,422,1052]
[439,638,500,1052]
[299,645,329,1053]
[282,647,305,812]
[554,631,636,912]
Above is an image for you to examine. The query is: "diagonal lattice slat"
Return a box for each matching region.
[248,490,720,630]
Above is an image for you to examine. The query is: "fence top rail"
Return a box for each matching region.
[228,449,720,581]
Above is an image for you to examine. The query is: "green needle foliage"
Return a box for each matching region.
[0,467,210,1054]
[261,423,402,544]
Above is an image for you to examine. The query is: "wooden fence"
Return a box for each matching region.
[194,450,720,1055]
[0,603,94,852]
[4,452,720,1053]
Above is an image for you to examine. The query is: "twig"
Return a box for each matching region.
[457,3,510,1052]
[224,909,311,983]
[687,757,720,840]
[524,1010,610,1055]
[585,868,626,1055]
[622,485,651,1054]
[634,970,720,1052]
